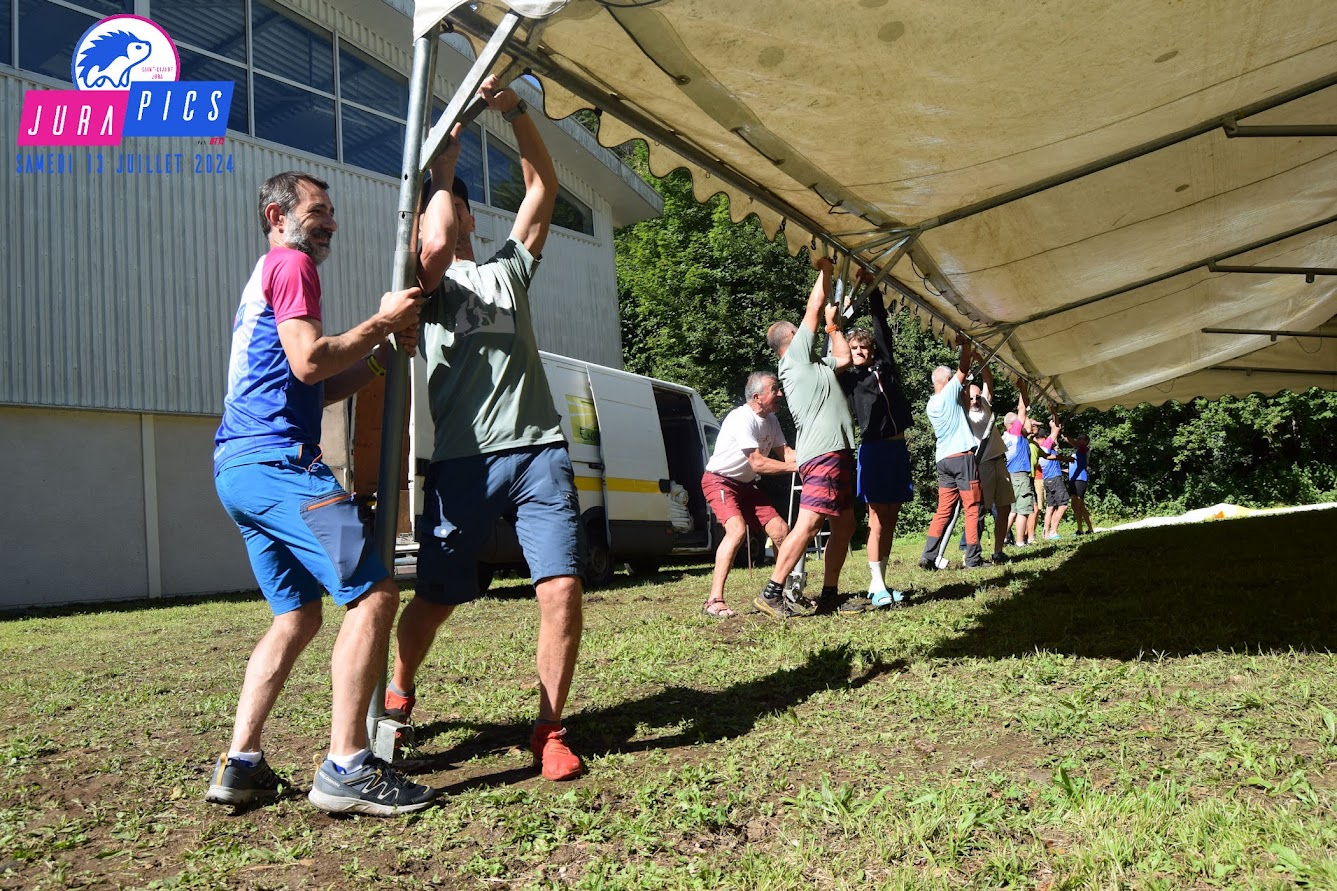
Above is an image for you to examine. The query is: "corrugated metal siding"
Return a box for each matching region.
[2,67,624,414]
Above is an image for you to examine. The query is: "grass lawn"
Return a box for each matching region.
[1,509,1335,890]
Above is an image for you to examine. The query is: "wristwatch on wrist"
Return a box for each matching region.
[503,99,528,122]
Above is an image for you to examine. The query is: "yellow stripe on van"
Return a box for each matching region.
[572,475,663,494]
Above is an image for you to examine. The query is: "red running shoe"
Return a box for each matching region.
[384,687,415,723]
[530,723,584,781]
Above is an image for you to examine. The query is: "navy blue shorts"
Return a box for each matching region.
[416,444,584,605]
[857,438,914,505]
[215,446,388,616]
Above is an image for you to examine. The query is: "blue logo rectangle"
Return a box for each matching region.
[122,82,233,137]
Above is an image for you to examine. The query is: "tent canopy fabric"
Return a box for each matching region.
[413,0,1337,409]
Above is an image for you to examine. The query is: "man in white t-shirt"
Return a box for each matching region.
[699,371,796,617]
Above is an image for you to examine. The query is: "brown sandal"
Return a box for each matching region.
[703,598,737,618]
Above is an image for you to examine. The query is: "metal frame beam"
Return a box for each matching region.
[1012,212,1337,327]
[914,69,1337,232]
[1202,327,1337,341]
[1215,366,1337,376]
[1206,263,1337,284]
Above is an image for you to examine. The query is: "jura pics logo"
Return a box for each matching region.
[18,15,233,147]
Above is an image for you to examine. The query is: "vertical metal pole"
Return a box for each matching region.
[367,30,438,760]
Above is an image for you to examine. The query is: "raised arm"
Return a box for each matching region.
[1015,375,1029,427]
[953,332,974,385]
[417,129,463,290]
[980,364,994,405]
[825,301,851,371]
[481,77,558,257]
[801,254,834,334]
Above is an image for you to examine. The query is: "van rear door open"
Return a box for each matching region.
[585,367,672,556]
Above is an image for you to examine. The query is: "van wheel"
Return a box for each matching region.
[477,564,494,593]
[628,560,661,576]
[585,527,615,588]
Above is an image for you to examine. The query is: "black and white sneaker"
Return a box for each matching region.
[205,753,289,807]
[308,756,438,816]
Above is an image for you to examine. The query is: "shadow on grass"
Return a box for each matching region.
[932,509,1337,660]
[402,643,900,789]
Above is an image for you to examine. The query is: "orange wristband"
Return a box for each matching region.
[825,323,840,334]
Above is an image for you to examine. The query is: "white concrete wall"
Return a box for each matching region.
[0,406,256,609]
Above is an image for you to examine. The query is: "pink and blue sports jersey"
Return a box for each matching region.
[213,247,325,475]
[1038,437,1063,479]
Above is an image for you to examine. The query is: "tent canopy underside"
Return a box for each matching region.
[413,0,1337,409]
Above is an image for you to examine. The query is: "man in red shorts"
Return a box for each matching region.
[699,372,796,618]
[757,254,862,617]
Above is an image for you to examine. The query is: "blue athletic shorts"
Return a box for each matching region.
[857,438,914,505]
[215,446,388,616]
[416,443,584,605]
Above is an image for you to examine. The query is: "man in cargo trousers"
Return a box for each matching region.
[208,170,436,816]
[385,75,585,781]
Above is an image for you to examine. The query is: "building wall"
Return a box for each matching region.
[0,406,256,608]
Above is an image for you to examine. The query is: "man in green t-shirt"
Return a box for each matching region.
[755,254,863,618]
[385,76,584,782]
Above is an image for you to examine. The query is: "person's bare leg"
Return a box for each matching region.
[822,509,855,587]
[229,601,323,753]
[992,506,1008,555]
[329,579,399,757]
[762,516,789,554]
[534,575,583,723]
[390,596,457,695]
[769,509,823,584]
[707,516,746,603]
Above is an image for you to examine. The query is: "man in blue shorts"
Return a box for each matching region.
[208,171,436,816]
[757,253,862,617]
[838,268,914,608]
[385,76,585,781]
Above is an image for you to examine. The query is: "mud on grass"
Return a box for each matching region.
[2,510,1335,889]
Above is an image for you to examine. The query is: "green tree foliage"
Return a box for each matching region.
[615,146,811,416]
[614,139,1337,523]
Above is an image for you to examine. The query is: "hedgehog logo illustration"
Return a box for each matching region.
[75,30,153,89]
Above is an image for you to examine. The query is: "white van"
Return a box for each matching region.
[408,352,729,587]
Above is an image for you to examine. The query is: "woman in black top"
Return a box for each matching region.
[838,275,916,607]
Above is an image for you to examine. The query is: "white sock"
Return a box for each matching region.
[868,561,887,593]
[227,749,262,765]
[327,748,370,773]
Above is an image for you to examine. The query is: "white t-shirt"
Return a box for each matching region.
[705,405,787,482]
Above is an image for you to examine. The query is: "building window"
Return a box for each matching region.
[553,186,594,236]
[150,0,245,63]
[1,0,12,67]
[17,0,101,82]
[485,138,594,236]
[341,104,401,177]
[251,0,332,93]
[254,72,334,158]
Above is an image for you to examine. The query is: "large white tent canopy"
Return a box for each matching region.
[407,0,1337,410]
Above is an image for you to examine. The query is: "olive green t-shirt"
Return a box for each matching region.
[777,324,857,466]
[419,239,564,462]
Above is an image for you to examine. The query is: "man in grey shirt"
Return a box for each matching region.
[386,76,584,782]
[755,254,862,618]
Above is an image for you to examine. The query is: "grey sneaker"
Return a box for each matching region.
[754,591,800,619]
[205,753,288,807]
[308,756,438,816]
